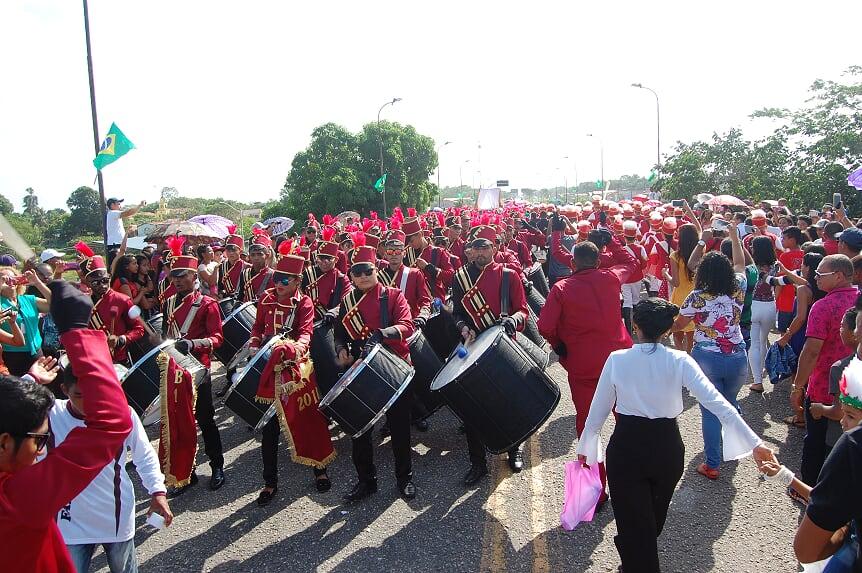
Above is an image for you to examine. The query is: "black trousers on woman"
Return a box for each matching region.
[606,414,685,573]
[261,417,326,488]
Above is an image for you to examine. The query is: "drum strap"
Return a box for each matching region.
[431,247,440,269]
[328,275,345,310]
[167,295,202,339]
[399,268,410,294]
[500,268,511,318]
[380,290,389,329]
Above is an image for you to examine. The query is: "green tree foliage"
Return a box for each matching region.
[65,186,103,235]
[22,187,44,225]
[658,67,862,212]
[42,209,71,247]
[0,193,14,216]
[268,121,438,220]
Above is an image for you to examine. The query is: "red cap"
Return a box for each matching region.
[469,225,498,245]
[172,255,198,272]
[350,245,377,266]
[81,255,107,276]
[365,234,381,249]
[225,235,244,250]
[275,254,305,276]
[402,217,422,237]
[385,230,407,245]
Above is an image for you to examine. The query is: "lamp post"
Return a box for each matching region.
[631,83,661,170]
[562,155,578,205]
[436,141,451,207]
[377,97,401,216]
[586,133,605,199]
[217,201,244,236]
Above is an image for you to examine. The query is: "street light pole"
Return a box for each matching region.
[632,83,661,170]
[217,202,245,237]
[436,141,451,207]
[377,97,401,216]
[586,134,605,200]
[459,159,471,204]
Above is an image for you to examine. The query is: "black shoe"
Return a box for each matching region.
[463,464,489,486]
[315,474,332,493]
[257,487,277,507]
[400,481,417,500]
[168,472,199,498]
[210,467,226,491]
[508,449,524,473]
[413,419,429,432]
[343,479,377,502]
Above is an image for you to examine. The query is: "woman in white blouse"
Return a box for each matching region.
[576,297,772,573]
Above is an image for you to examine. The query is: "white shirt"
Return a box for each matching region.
[576,344,761,465]
[46,401,165,544]
[106,209,125,245]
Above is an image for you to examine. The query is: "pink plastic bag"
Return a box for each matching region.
[560,461,603,530]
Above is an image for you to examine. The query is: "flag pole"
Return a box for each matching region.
[82,0,108,254]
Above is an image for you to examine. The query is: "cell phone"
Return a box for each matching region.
[64,262,79,271]
[7,276,28,286]
[671,199,684,208]
[833,193,842,209]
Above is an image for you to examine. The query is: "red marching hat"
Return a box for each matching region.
[167,236,197,272]
[401,217,422,238]
[275,240,304,276]
[350,245,377,267]
[224,224,244,251]
[317,227,339,258]
[74,241,106,276]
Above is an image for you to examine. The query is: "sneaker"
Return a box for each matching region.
[696,463,719,480]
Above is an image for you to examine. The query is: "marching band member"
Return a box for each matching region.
[402,216,454,300]
[161,236,226,496]
[620,221,648,335]
[218,225,250,298]
[248,240,335,506]
[447,216,467,267]
[333,245,417,502]
[76,244,145,365]
[155,249,176,305]
[452,225,530,485]
[302,227,351,321]
[238,231,274,304]
[505,224,533,269]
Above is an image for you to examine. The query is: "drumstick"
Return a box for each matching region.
[0,213,36,262]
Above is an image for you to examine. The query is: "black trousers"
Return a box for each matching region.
[352,388,413,487]
[195,378,224,469]
[261,417,326,487]
[606,414,685,573]
[465,426,520,468]
[802,396,832,485]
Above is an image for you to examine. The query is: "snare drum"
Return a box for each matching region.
[215,301,257,366]
[122,340,207,426]
[431,326,559,454]
[223,335,280,431]
[318,344,415,438]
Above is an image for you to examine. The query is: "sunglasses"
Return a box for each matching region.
[384,249,403,256]
[814,270,837,279]
[23,430,51,451]
[274,276,296,286]
[90,277,110,285]
[351,267,374,277]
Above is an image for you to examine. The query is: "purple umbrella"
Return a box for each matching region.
[188,215,234,238]
[849,167,862,191]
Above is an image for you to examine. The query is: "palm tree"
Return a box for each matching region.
[23,188,38,216]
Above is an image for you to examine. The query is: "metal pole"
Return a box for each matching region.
[632,84,661,170]
[436,141,450,208]
[83,0,108,253]
[600,144,605,200]
[377,98,401,217]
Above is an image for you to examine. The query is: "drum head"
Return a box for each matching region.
[254,404,278,432]
[222,301,256,325]
[318,345,380,408]
[122,340,179,383]
[226,335,285,400]
[430,326,503,391]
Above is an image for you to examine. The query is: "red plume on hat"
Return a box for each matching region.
[389,218,402,230]
[227,224,237,235]
[322,214,334,226]
[392,207,403,222]
[407,207,417,218]
[350,231,367,247]
[369,211,378,220]
[278,239,295,257]
[252,227,268,237]
[321,226,336,243]
[345,223,359,233]
[362,219,375,233]
[453,207,462,217]
[166,235,186,257]
[436,212,445,227]
[480,212,492,226]
[75,241,95,258]
[299,236,307,248]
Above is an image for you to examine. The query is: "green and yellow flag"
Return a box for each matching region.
[594,179,603,190]
[374,173,387,193]
[93,123,135,170]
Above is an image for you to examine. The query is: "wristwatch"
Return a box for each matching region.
[697,240,706,247]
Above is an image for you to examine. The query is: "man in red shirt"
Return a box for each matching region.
[776,226,805,332]
[402,216,454,300]
[742,210,782,254]
[0,281,132,573]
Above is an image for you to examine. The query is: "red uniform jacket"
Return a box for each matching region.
[452,261,528,334]
[239,266,274,303]
[518,227,546,250]
[89,289,145,364]
[249,289,314,351]
[302,266,351,319]
[449,238,467,267]
[506,238,533,268]
[406,244,453,300]
[494,248,524,276]
[378,264,432,319]
[537,240,639,385]
[0,330,131,573]
[334,283,415,361]
[219,259,250,297]
[163,290,224,368]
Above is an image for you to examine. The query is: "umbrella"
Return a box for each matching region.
[849,166,862,191]
[336,211,361,224]
[144,220,221,242]
[706,194,747,207]
[188,215,234,238]
[261,217,294,236]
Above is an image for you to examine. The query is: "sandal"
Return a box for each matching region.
[696,463,719,480]
[786,485,807,506]
[782,415,805,429]
[749,383,764,393]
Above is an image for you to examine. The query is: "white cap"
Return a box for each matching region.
[39,248,64,263]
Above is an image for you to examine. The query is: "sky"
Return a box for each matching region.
[1,1,860,211]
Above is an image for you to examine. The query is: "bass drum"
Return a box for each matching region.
[525,283,546,318]
[122,340,207,426]
[431,326,560,454]
[319,344,414,438]
[218,297,237,319]
[224,335,280,431]
[526,263,550,298]
[408,329,445,420]
[126,314,166,364]
[310,320,340,397]
[424,301,460,360]
[215,301,257,366]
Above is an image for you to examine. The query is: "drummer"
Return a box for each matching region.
[161,238,226,496]
[504,223,533,269]
[238,232,274,304]
[333,245,417,502]
[247,240,335,506]
[155,249,176,305]
[452,225,530,486]
[218,226,250,299]
[77,246,145,365]
[401,216,453,301]
[302,226,351,321]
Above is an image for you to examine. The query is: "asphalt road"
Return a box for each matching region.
[95,353,806,573]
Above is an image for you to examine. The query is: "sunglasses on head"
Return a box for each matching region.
[351,267,374,277]
[22,430,51,451]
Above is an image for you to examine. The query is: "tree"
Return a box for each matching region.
[0,193,13,216]
[161,186,179,202]
[42,209,71,247]
[22,187,44,225]
[65,186,103,236]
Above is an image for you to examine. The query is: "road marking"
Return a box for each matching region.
[479,459,509,572]
[528,434,550,573]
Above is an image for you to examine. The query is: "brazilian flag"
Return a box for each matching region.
[594,179,603,190]
[374,173,387,193]
[93,123,135,170]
